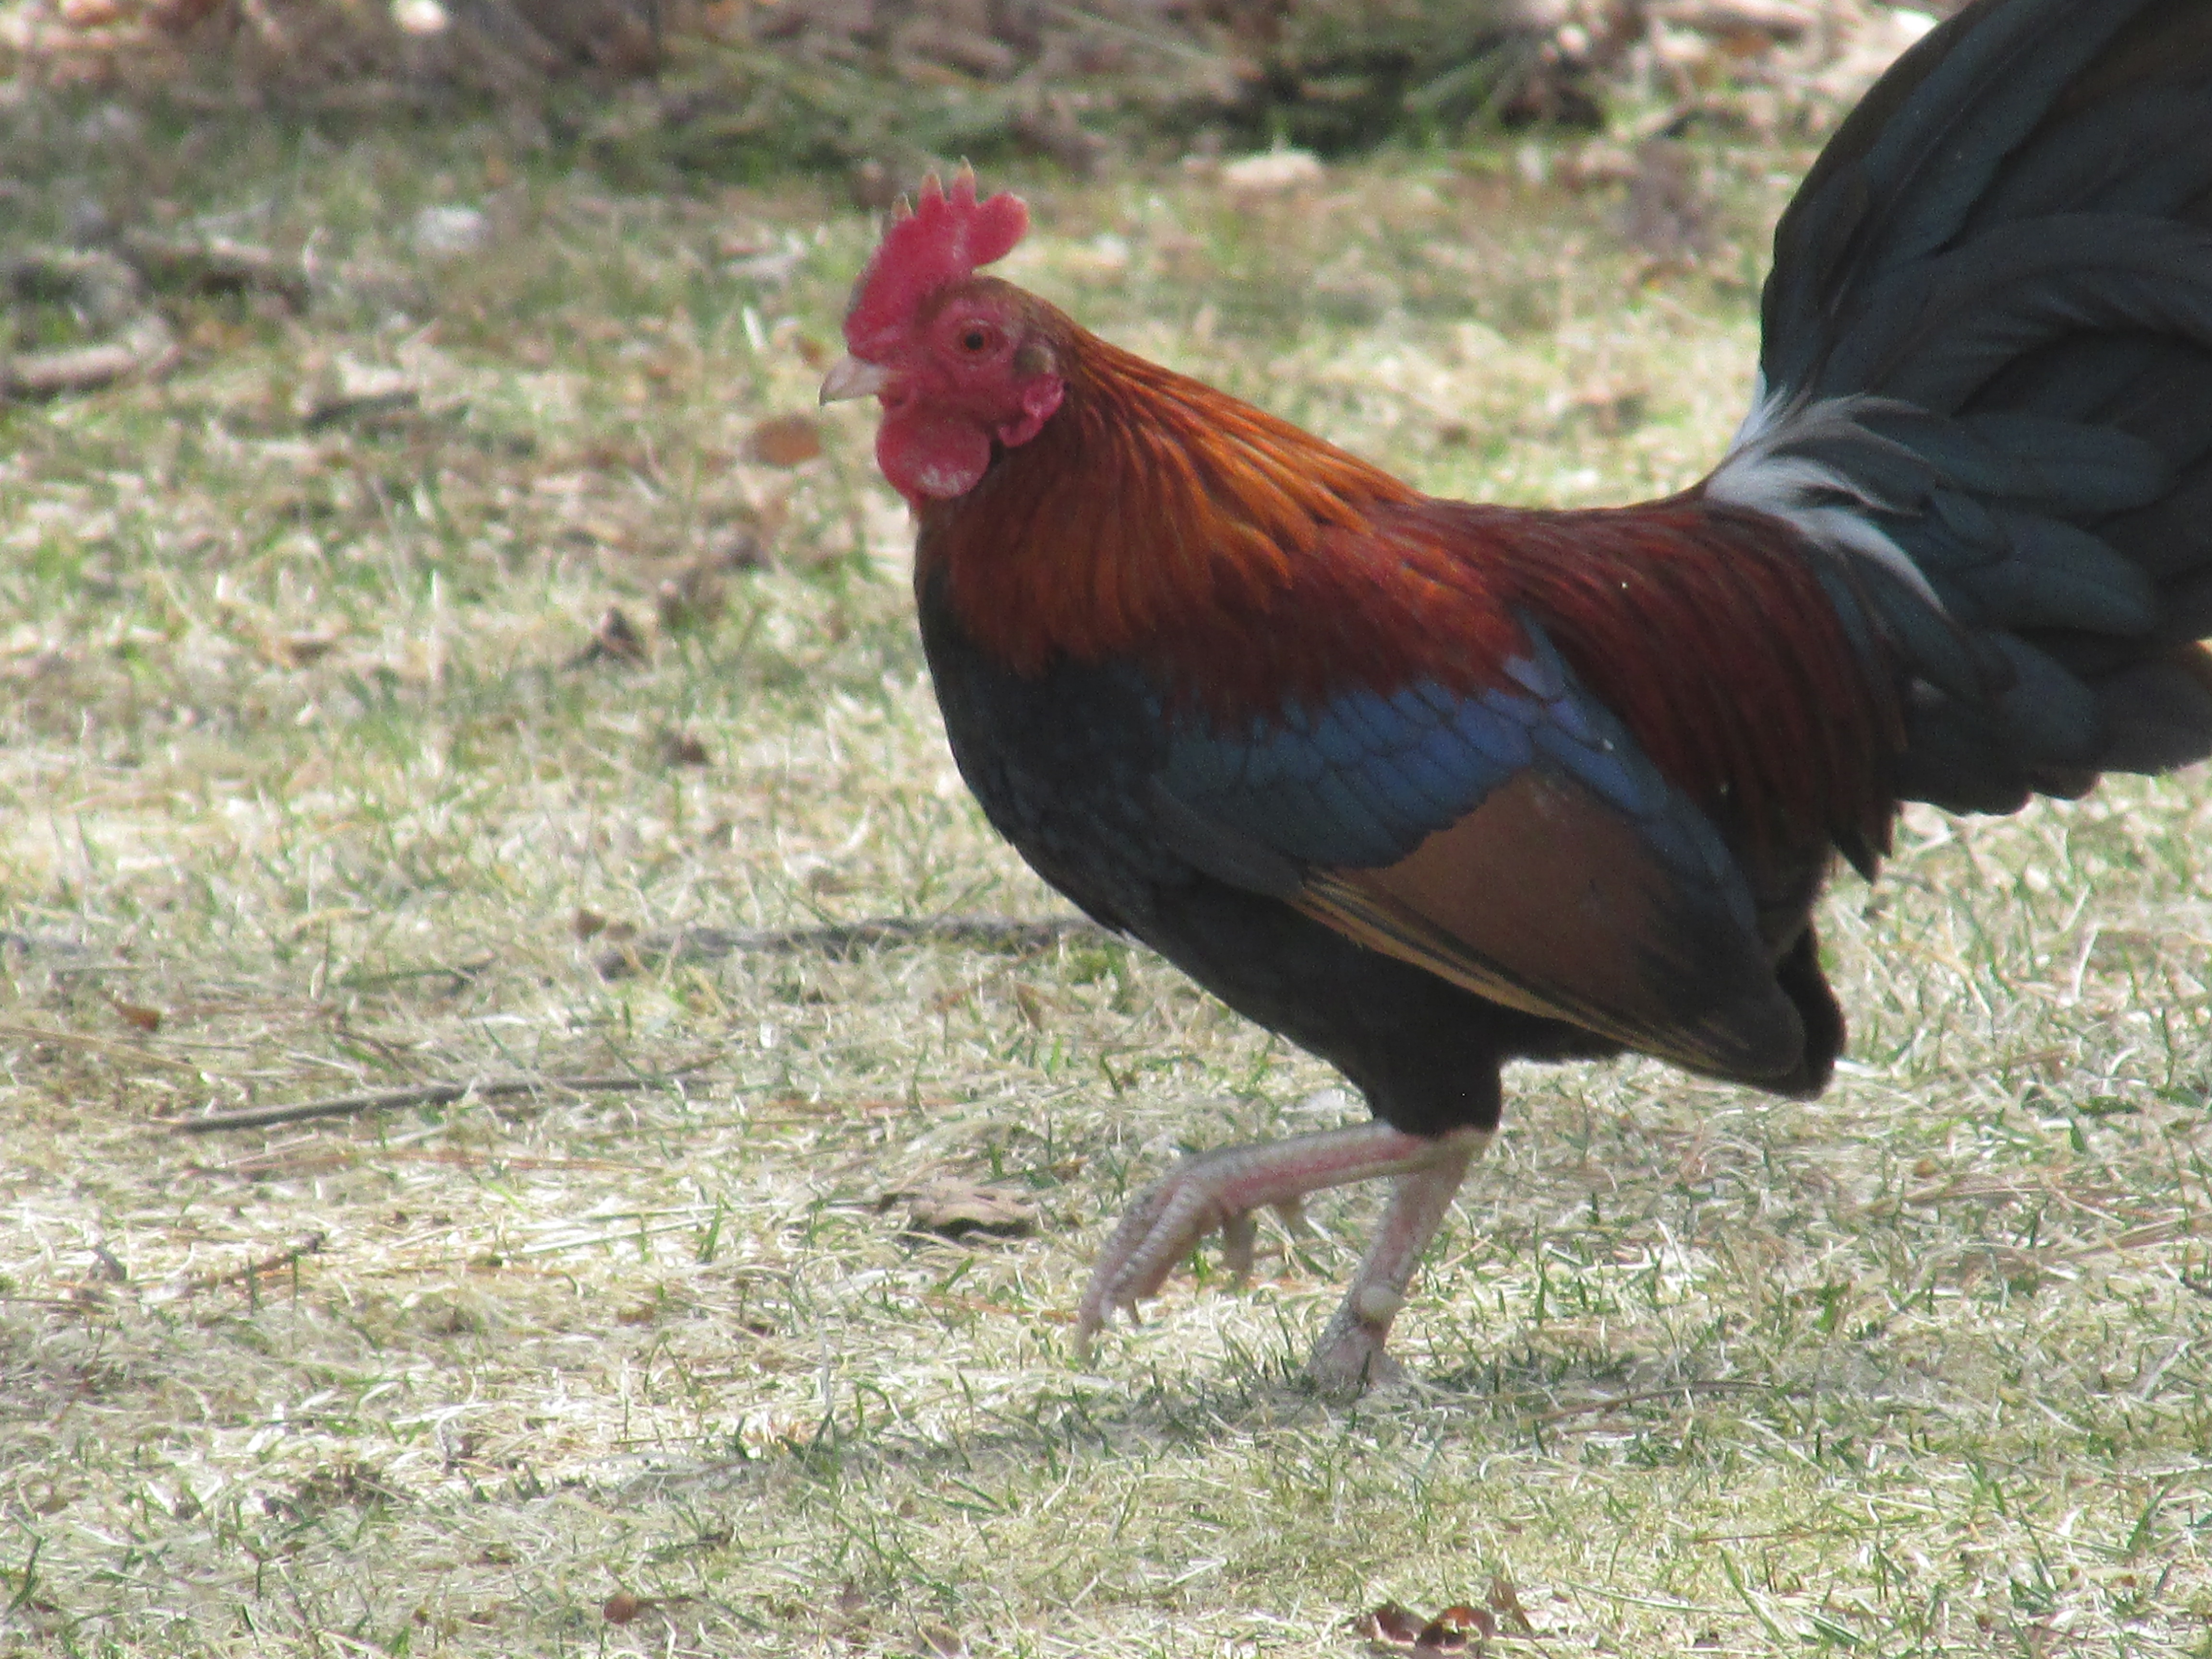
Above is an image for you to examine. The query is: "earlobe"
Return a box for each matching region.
[996,376,1065,449]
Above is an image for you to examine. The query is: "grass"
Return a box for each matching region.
[3,96,2212,1658]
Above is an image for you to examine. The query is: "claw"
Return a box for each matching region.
[1073,1284,1142,1362]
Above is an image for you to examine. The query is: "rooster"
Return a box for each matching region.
[821,0,2212,1393]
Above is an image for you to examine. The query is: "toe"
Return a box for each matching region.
[1306,1317,1406,1398]
[1219,1211,1257,1282]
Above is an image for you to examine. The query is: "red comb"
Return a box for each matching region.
[843,166,1030,357]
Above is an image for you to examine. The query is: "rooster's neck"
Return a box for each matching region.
[918,330,1420,681]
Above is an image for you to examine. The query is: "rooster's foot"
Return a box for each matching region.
[1073,1112,1486,1394]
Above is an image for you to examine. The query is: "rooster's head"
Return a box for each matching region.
[822,167,1067,504]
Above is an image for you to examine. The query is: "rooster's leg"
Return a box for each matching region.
[1305,1135,1484,1395]
[1074,1111,1486,1389]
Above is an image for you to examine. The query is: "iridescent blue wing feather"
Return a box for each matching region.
[1141,624,1806,1080]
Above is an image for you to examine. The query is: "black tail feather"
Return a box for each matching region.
[1723,0,2212,814]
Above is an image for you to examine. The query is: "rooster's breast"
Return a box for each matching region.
[915,564,1185,936]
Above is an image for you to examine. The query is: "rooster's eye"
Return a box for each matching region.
[960,326,990,353]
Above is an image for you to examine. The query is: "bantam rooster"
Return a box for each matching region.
[821,0,2212,1393]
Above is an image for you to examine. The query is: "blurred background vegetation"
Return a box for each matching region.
[0,0,1964,404]
[1,0,1960,189]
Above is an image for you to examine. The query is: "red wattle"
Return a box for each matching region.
[879,411,994,503]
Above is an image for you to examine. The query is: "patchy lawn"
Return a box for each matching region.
[4,96,2212,1659]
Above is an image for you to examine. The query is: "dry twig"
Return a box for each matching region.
[595,913,1109,978]
[187,1231,328,1291]
[173,1061,718,1134]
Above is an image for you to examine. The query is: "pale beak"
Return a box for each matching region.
[819,354,891,405]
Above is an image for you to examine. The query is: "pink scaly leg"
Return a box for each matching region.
[1074,1109,1488,1392]
[1304,1134,1483,1395]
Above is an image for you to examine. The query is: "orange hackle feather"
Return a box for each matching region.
[920,291,1900,860]
[923,288,1429,680]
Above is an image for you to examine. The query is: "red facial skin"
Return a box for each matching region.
[860,284,1067,505]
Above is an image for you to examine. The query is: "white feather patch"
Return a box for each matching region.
[1706,379,1948,613]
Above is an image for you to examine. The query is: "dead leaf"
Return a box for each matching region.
[744,413,823,467]
[574,606,648,667]
[1360,1600,1492,1653]
[655,729,711,768]
[302,388,419,431]
[888,1178,1037,1240]
[728,248,805,286]
[1367,1605,1424,1645]
[267,631,342,668]
[1562,141,1639,189]
[654,540,751,630]
[1487,1575,1536,1637]
[109,998,162,1034]
[1561,384,1648,436]
[573,910,637,949]
[656,571,723,631]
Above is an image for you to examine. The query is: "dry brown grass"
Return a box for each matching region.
[3,88,2212,1659]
